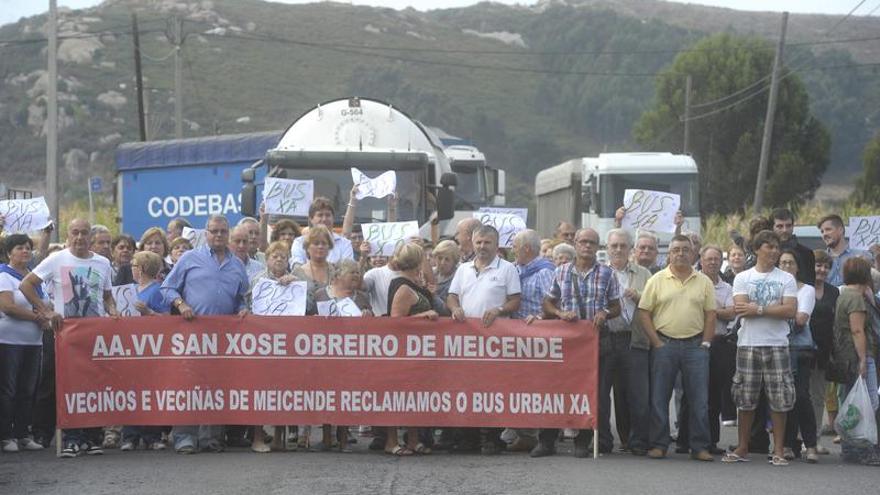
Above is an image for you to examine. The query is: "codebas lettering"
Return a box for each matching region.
[147,193,239,218]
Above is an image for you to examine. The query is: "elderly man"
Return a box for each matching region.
[454,217,482,263]
[554,221,576,244]
[89,224,113,262]
[638,235,716,462]
[531,228,620,458]
[161,215,249,454]
[724,230,797,466]
[290,197,353,266]
[237,217,265,264]
[20,218,118,458]
[166,217,191,242]
[230,224,265,284]
[771,208,815,285]
[634,232,663,274]
[448,225,521,455]
[818,214,870,287]
[604,228,652,455]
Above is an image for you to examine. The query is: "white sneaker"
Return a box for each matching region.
[17,438,44,451]
[149,442,167,451]
[722,420,737,427]
[1,439,19,453]
[120,441,135,451]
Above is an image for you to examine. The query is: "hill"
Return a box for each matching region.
[0,0,877,211]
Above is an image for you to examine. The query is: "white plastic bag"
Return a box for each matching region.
[835,376,878,445]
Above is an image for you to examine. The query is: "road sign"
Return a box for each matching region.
[89,176,103,193]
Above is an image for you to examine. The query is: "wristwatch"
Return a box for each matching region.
[701,341,711,349]
[496,306,506,316]
[756,305,764,316]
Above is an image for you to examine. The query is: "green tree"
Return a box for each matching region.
[633,34,831,215]
[855,132,880,206]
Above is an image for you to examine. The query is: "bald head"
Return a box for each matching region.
[229,225,251,261]
[67,218,92,258]
[455,217,482,256]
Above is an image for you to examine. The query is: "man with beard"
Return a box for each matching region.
[771,208,815,285]
[818,214,871,287]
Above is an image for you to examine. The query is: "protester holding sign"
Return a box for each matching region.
[290,197,353,266]
[0,234,49,453]
[20,218,118,458]
[160,215,249,454]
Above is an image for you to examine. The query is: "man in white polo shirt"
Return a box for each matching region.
[447,225,521,454]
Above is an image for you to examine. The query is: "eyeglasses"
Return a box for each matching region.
[779,260,797,266]
[207,229,229,235]
[131,264,140,268]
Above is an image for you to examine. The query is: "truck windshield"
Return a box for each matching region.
[598,173,699,218]
[279,168,426,224]
[452,162,486,208]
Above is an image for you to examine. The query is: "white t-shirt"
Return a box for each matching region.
[796,284,816,319]
[0,271,42,346]
[449,256,521,318]
[363,265,398,316]
[732,267,798,347]
[32,249,113,318]
[289,233,354,266]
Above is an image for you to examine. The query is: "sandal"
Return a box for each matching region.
[769,455,789,466]
[721,452,750,463]
[414,443,432,455]
[386,445,414,456]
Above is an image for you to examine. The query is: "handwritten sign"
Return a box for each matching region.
[112,284,140,317]
[0,197,51,233]
[351,168,396,200]
[472,212,527,248]
[849,216,880,251]
[621,189,681,234]
[363,220,419,256]
[478,207,528,223]
[263,178,314,217]
[317,297,362,317]
[250,279,307,316]
[181,227,207,249]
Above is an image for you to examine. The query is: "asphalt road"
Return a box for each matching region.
[2,427,876,495]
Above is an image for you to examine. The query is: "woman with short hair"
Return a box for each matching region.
[138,227,171,280]
[168,237,193,267]
[552,243,575,266]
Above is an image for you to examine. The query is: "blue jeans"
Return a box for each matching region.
[649,335,710,453]
[122,425,163,446]
[0,344,42,440]
[172,425,225,451]
[628,347,651,451]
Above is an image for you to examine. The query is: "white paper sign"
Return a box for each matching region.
[362,220,420,256]
[478,207,528,223]
[182,227,207,249]
[263,177,314,217]
[250,278,307,316]
[351,167,396,200]
[317,297,362,317]
[472,212,527,248]
[112,284,140,317]
[0,197,51,233]
[849,216,880,251]
[621,189,681,234]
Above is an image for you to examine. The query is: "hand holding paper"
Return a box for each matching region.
[351,167,396,200]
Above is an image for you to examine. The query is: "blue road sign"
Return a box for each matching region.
[90,176,103,193]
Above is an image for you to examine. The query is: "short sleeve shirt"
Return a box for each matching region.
[732,267,798,346]
[546,262,619,321]
[32,249,112,318]
[0,271,42,345]
[638,268,716,339]
[449,256,521,318]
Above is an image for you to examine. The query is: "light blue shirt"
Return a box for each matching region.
[161,245,249,315]
[827,245,871,287]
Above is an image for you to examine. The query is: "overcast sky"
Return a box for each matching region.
[0,0,874,27]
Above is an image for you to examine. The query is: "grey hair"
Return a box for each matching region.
[605,228,631,247]
[473,225,499,242]
[514,229,541,253]
[332,259,361,281]
[237,216,259,226]
[575,228,599,242]
[552,243,576,260]
[90,224,111,236]
[635,230,659,246]
[204,215,229,229]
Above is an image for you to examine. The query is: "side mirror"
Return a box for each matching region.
[241,168,255,182]
[440,172,457,188]
[436,187,455,221]
[492,169,506,206]
[241,183,256,217]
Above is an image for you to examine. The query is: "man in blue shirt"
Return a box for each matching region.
[819,214,871,287]
[162,215,249,454]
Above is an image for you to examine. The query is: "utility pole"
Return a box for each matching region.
[752,12,788,212]
[46,0,58,240]
[172,16,184,139]
[132,13,146,141]
[683,74,692,154]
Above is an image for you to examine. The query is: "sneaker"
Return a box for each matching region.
[647,448,666,459]
[805,447,819,464]
[148,442,167,451]
[60,443,80,458]
[85,444,104,456]
[529,442,556,458]
[1,439,19,453]
[176,445,195,455]
[102,432,119,449]
[18,438,44,451]
[722,420,737,427]
[783,447,795,460]
[120,441,136,451]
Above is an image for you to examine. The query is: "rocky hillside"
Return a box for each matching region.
[1,0,877,207]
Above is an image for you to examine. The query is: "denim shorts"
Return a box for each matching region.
[731,346,795,412]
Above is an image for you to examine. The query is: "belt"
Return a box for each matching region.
[658,332,702,342]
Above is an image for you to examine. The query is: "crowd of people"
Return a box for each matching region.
[1,196,879,466]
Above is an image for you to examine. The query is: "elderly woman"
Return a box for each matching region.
[777,249,819,463]
[384,243,438,455]
[139,227,171,280]
[248,241,301,453]
[830,257,880,465]
[110,234,136,285]
[0,235,49,452]
[168,237,193,268]
[552,242,575,266]
[431,240,459,317]
[312,259,371,452]
[811,250,839,446]
[119,251,171,452]
[270,219,301,247]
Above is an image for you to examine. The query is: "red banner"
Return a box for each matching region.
[56,316,598,429]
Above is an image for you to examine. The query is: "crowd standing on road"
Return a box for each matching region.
[0,201,879,467]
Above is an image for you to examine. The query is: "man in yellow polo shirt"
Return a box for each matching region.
[638,235,716,461]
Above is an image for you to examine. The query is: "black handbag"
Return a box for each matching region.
[824,355,857,384]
